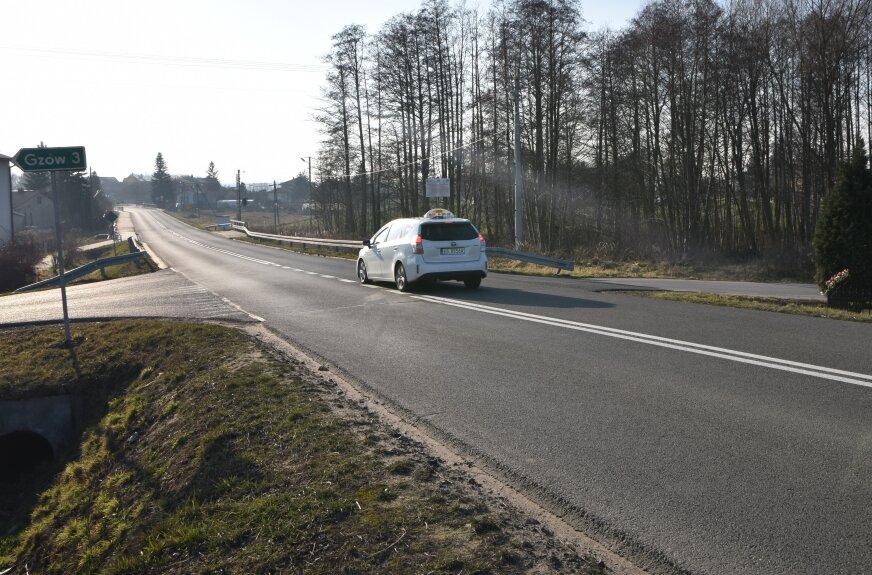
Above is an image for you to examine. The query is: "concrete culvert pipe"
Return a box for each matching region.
[0,430,54,483]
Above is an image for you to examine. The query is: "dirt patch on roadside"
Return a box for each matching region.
[248,323,649,575]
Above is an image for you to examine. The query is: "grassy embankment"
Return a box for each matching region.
[0,320,599,574]
[36,240,157,284]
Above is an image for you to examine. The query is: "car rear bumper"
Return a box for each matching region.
[400,254,488,284]
[417,269,487,282]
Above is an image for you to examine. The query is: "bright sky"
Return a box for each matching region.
[2,0,643,187]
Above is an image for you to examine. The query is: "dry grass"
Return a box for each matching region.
[488,256,814,283]
[0,321,600,574]
[626,291,872,322]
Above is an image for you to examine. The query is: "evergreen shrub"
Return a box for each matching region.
[813,141,872,310]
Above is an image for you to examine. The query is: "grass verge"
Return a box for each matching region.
[78,242,157,282]
[0,320,600,574]
[35,242,157,285]
[486,258,812,282]
[624,290,872,322]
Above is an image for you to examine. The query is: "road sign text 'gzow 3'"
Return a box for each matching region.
[14,147,87,172]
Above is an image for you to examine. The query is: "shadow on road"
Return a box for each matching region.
[411,282,615,310]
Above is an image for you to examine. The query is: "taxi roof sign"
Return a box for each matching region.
[423,208,455,219]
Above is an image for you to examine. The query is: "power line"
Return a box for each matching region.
[0,44,328,73]
[330,136,490,180]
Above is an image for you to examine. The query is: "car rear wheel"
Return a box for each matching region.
[463,278,481,289]
[395,263,409,292]
[357,260,371,284]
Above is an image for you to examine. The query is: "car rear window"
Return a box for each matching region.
[420,222,478,241]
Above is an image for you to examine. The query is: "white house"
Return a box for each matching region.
[12,190,54,230]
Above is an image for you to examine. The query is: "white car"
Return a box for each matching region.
[357,209,487,291]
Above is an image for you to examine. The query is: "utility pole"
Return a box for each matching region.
[236,169,242,221]
[87,168,94,227]
[302,156,312,234]
[273,181,279,232]
[195,182,201,217]
[513,77,524,249]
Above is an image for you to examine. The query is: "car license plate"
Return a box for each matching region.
[441,247,464,255]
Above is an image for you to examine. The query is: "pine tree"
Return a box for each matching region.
[56,171,92,229]
[21,142,50,193]
[151,153,173,208]
[206,162,221,190]
[204,161,222,202]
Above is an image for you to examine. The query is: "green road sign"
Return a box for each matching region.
[14,146,87,172]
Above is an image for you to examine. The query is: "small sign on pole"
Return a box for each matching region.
[13,147,87,172]
[13,145,87,347]
[426,177,450,198]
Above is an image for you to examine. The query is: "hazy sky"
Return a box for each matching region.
[2,0,643,187]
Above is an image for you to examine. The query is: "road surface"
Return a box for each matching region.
[2,207,870,575]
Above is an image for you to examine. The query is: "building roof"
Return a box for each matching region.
[12,190,53,209]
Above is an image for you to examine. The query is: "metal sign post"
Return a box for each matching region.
[50,172,72,346]
[13,146,87,347]
[0,155,12,244]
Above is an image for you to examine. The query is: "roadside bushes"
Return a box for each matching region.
[813,141,872,310]
[0,241,42,293]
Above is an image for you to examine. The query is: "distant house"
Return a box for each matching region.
[12,190,54,230]
[119,174,150,204]
[98,176,123,200]
[174,175,212,210]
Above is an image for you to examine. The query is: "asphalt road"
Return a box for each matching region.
[2,207,870,575]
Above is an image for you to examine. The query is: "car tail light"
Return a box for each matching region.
[414,235,424,254]
[478,232,486,246]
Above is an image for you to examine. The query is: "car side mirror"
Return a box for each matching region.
[362,239,371,247]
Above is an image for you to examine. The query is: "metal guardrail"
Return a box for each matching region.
[485,246,575,272]
[15,241,145,293]
[230,220,361,250]
[227,220,574,271]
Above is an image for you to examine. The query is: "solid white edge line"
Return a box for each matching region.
[410,295,872,389]
[220,297,265,322]
[414,295,872,383]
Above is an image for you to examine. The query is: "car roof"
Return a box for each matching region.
[416,217,471,223]
[388,216,473,225]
